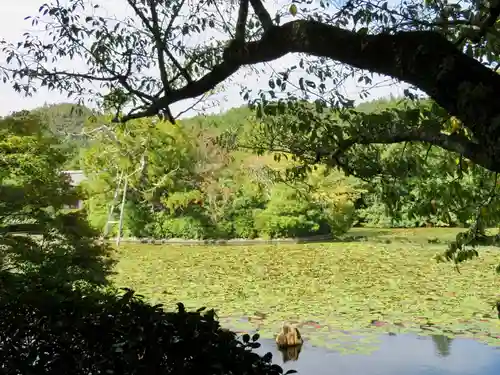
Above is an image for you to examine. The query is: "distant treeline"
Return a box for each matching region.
[21,98,500,239]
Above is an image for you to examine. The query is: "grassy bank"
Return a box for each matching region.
[110,228,500,351]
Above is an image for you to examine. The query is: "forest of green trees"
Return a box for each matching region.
[10,97,500,242]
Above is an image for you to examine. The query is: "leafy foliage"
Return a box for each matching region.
[31,103,96,169]
[0,111,113,285]
[81,115,201,236]
[356,143,500,229]
[0,276,288,375]
[80,112,358,239]
[32,102,94,138]
[0,103,292,375]
[240,97,500,270]
[13,95,500,271]
[253,183,328,239]
[2,0,500,273]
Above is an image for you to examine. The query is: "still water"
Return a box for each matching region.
[253,334,500,375]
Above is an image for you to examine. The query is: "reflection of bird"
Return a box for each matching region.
[431,334,453,357]
[496,301,500,319]
[275,323,303,348]
[279,345,302,362]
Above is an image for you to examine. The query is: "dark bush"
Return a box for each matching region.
[0,277,290,375]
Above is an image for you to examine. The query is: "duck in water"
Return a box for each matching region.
[275,322,303,348]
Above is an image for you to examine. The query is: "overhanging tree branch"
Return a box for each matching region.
[473,0,500,41]
[119,19,500,167]
[7,2,500,172]
[332,129,495,171]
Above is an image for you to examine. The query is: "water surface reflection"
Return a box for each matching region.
[253,334,500,375]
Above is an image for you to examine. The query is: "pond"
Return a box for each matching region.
[253,333,500,375]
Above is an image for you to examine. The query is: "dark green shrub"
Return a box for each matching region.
[222,188,265,239]
[324,200,357,236]
[232,215,258,239]
[254,184,330,238]
[211,220,234,239]
[122,201,154,238]
[254,212,320,238]
[149,211,209,239]
[0,112,114,286]
[162,216,209,239]
[0,278,289,375]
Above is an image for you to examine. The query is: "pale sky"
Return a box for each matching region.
[0,0,409,118]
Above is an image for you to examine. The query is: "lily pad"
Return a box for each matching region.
[111,235,500,350]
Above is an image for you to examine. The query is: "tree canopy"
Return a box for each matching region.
[0,110,113,286]
[2,0,500,172]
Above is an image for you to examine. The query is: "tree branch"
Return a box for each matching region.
[473,0,500,42]
[126,0,179,121]
[147,0,171,91]
[249,0,273,30]
[120,20,500,168]
[313,127,496,172]
[235,0,250,41]
[165,0,186,38]
[360,130,493,170]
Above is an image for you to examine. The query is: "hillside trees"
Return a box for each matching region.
[81,115,204,237]
[81,113,360,239]
[33,102,95,138]
[32,103,97,168]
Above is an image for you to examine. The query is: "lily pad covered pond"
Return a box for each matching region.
[252,333,500,375]
[111,228,500,356]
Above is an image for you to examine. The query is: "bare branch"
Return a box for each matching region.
[3,66,117,83]
[174,92,210,118]
[249,0,273,30]
[235,0,250,41]
[148,1,170,91]
[117,52,155,103]
[126,0,169,90]
[125,0,177,121]
[165,0,186,37]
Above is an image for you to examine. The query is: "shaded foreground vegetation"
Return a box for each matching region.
[0,274,290,375]
[111,229,500,349]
